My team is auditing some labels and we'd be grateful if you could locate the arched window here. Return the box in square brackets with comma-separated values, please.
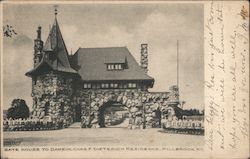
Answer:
[60, 103, 64, 116]
[45, 102, 49, 116]
[34, 98, 37, 106]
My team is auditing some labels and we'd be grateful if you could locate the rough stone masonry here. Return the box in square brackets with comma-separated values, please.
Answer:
[25, 11, 180, 129]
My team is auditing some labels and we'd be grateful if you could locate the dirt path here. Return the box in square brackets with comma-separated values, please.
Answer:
[4, 127, 204, 147]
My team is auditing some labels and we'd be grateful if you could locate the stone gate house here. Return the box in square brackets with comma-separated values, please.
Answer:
[25, 13, 180, 129]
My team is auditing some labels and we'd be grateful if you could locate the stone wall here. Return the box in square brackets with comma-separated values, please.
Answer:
[30, 71, 180, 130]
[140, 44, 148, 73]
[31, 72, 74, 128]
[73, 88, 177, 129]
[142, 92, 169, 128]
[73, 89, 144, 129]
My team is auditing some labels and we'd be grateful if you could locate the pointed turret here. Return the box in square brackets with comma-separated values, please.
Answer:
[43, 10, 72, 70]
[26, 9, 77, 77]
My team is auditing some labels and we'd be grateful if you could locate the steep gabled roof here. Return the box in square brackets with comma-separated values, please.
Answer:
[71, 47, 154, 81]
[26, 17, 77, 77]
[104, 55, 126, 64]
[26, 16, 153, 83]
[25, 55, 77, 77]
[43, 18, 72, 69]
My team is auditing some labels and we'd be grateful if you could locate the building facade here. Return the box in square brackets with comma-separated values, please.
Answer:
[26, 13, 179, 129]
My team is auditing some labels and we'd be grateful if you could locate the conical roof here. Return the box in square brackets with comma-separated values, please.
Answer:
[44, 18, 72, 69]
[26, 17, 77, 77]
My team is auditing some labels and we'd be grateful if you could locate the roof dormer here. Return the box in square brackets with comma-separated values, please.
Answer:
[104, 55, 128, 71]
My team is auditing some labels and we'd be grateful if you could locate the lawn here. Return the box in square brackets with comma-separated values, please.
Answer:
[3, 127, 204, 147]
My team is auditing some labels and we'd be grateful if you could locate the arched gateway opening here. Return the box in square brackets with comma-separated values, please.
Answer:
[81, 91, 170, 129]
[74, 104, 82, 122]
[98, 101, 129, 128]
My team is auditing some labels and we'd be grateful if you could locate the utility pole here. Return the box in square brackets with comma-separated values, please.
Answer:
[177, 40, 181, 108]
[142, 92, 146, 129]
[177, 40, 179, 88]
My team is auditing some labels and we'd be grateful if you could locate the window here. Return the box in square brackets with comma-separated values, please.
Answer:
[101, 83, 105, 88]
[110, 64, 114, 70]
[128, 83, 132, 88]
[123, 83, 128, 88]
[88, 83, 91, 88]
[96, 83, 101, 89]
[101, 83, 109, 89]
[118, 64, 122, 69]
[128, 83, 137, 88]
[105, 83, 109, 88]
[45, 102, 49, 116]
[118, 83, 123, 88]
[83, 83, 88, 89]
[115, 64, 119, 70]
[114, 83, 118, 88]
[132, 83, 136, 88]
[60, 103, 64, 116]
[98, 83, 128, 89]
[107, 63, 124, 70]
[109, 83, 118, 88]
[107, 64, 111, 70]
[83, 83, 91, 89]
[110, 83, 114, 88]
[92, 83, 101, 89]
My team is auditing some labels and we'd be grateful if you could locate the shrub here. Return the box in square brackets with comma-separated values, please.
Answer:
[7, 99, 30, 119]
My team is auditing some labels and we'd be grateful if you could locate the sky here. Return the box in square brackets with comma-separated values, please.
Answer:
[2, 3, 204, 110]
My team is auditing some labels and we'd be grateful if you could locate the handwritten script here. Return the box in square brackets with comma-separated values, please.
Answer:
[205, 1, 249, 156]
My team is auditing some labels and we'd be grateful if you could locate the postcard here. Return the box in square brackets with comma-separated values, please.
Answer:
[1, 1, 249, 158]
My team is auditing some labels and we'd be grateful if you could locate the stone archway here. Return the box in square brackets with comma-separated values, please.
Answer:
[74, 104, 81, 122]
[98, 101, 128, 128]
[78, 87, 178, 129]
[81, 90, 144, 129]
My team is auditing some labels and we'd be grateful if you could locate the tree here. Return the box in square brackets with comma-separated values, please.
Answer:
[7, 99, 30, 119]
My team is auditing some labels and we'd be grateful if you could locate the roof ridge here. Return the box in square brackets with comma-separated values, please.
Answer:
[79, 46, 127, 49]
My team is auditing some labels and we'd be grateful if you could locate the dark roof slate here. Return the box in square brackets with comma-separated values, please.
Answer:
[26, 56, 77, 77]
[26, 18, 77, 76]
[43, 18, 72, 69]
[26, 17, 153, 83]
[71, 47, 154, 81]
[104, 55, 126, 64]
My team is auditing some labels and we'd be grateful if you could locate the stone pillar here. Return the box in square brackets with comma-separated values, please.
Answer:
[81, 91, 91, 128]
[140, 44, 148, 73]
[168, 85, 179, 106]
[34, 26, 43, 67]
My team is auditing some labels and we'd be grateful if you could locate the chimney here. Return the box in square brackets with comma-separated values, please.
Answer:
[140, 43, 148, 73]
[34, 26, 44, 67]
[37, 26, 42, 39]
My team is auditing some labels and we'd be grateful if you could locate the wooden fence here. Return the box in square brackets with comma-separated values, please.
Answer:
[162, 119, 204, 135]
[3, 118, 65, 131]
